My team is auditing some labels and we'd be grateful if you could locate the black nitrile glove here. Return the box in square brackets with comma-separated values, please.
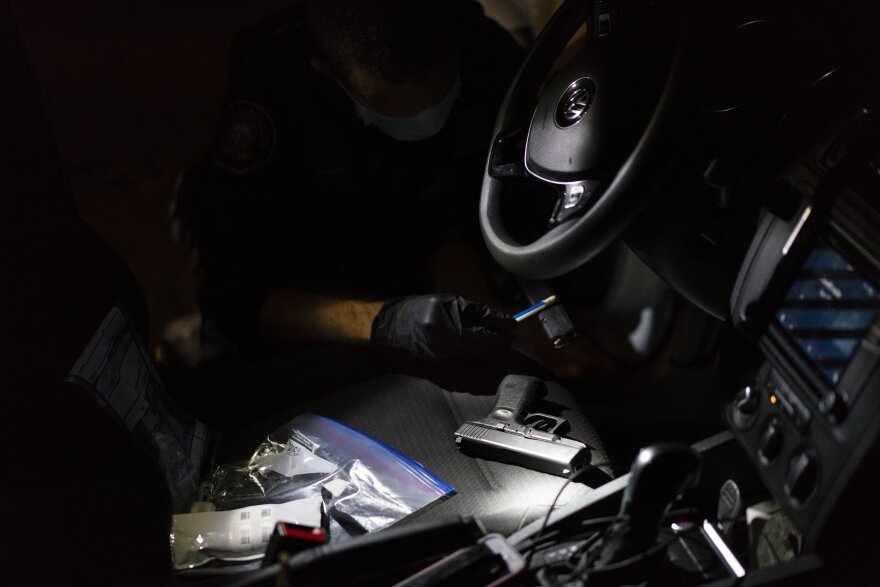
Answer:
[371, 294, 516, 360]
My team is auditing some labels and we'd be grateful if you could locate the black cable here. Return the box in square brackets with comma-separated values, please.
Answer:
[529, 506, 708, 587]
[566, 530, 604, 562]
[548, 533, 682, 587]
[525, 466, 595, 567]
[556, 531, 604, 583]
[524, 508, 699, 555]
[520, 515, 618, 552]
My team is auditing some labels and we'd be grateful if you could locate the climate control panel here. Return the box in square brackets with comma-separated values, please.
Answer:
[728, 353, 880, 546]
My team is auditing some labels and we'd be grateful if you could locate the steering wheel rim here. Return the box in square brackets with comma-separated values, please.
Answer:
[480, 0, 690, 280]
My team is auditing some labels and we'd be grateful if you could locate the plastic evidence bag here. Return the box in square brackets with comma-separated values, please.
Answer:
[175, 413, 453, 568]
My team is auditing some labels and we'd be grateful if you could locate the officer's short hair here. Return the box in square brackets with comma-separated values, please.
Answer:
[306, 0, 454, 84]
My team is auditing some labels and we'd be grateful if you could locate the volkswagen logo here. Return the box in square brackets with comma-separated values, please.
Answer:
[555, 78, 595, 128]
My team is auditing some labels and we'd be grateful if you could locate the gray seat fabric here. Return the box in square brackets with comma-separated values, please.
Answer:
[179, 346, 614, 534]
[290, 374, 613, 534]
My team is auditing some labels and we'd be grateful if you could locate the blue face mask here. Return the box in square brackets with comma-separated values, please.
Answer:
[355, 77, 462, 142]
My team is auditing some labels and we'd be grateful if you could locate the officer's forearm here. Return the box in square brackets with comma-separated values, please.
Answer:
[259, 289, 384, 345]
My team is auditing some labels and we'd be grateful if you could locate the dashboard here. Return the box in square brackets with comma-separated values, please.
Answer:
[513, 102, 880, 586]
[729, 108, 880, 551]
[484, 2, 880, 579]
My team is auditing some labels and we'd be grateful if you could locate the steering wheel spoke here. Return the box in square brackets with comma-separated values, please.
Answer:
[488, 128, 530, 181]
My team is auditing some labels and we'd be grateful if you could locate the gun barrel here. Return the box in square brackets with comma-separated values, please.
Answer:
[455, 422, 589, 477]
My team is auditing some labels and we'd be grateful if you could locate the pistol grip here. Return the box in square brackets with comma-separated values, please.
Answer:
[491, 375, 547, 424]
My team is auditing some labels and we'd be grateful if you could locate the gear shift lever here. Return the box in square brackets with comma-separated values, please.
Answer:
[595, 442, 700, 567]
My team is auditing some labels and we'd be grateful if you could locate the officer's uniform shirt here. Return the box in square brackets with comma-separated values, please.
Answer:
[187, 0, 523, 346]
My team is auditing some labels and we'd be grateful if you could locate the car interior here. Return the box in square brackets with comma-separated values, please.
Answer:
[2, 0, 879, 585]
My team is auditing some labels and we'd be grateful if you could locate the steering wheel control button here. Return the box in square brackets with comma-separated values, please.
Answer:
[551, 181, 599, 225]
[555, 78, 595, 128]
[785, 452, 818, 507]
[732, 386, 760, 430]
[758, 418, 784, 465]
[564, 184, 585, 208]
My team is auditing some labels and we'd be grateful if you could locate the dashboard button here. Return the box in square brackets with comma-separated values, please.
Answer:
[818, 391, 847, 424]
[766, 373, 811, 433]
[785, 452, 818, 507]
[759, 418, 784, 464]
[785, 390, 811, 432]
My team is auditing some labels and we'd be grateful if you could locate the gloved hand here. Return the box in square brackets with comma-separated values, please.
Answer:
[371, 294, 516, 360]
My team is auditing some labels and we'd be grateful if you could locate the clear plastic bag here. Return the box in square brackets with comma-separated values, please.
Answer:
[172, 413, 453, 569]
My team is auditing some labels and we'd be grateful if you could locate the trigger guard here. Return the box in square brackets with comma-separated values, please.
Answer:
[523, 412, 570, 435]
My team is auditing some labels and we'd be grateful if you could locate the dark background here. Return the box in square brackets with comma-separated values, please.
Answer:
[12, 0, 296, 342]
[10, 0, 545, 350]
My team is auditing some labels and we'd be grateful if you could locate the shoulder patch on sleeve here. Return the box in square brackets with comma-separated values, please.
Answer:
[213, 100, 277, 174]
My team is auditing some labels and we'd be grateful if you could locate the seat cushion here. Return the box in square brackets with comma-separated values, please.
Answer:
[289, 374, 613, 534]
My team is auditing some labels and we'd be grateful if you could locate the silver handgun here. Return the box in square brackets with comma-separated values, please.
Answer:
[454, 375, 591, 477]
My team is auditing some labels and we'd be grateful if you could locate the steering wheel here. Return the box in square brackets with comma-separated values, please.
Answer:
[480, 0, 689, 280]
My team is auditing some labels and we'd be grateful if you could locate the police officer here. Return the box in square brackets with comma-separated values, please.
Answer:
[178, 0, 525, 362]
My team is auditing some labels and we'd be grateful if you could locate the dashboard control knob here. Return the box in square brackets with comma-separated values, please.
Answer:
[758, 418, 784, 464]
[732, 385, 760, 429]
[785, 451, 818, 507]
[818, 391, 847, 423]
